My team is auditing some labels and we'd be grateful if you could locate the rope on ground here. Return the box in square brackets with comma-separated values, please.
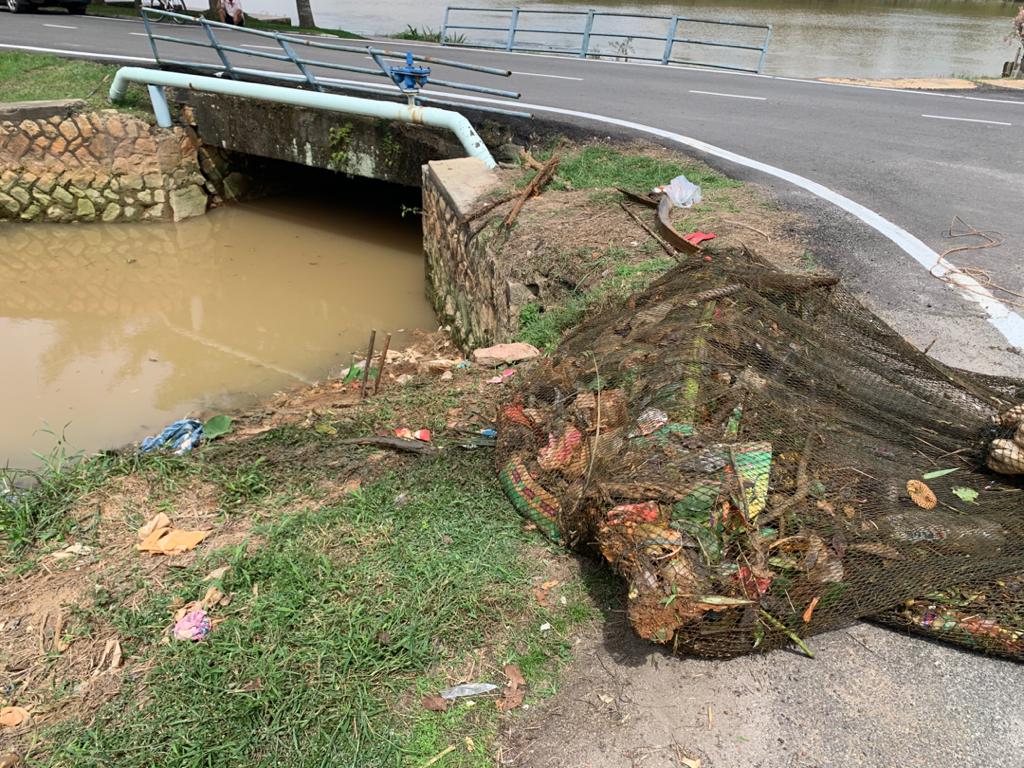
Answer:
[930, 216, 1024, 309]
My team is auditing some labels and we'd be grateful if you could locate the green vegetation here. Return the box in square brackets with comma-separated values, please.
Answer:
[328, 123, 354, 169]
[37, 449, 596, 767]
[394, 25, 467, 44]
[0, 51, 148, 113]
[518, 245, 676, 351]
[537, 145, 741, 192]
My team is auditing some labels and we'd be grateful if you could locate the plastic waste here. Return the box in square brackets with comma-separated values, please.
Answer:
[653, 174, 702, 209]
[439, 682, 499, 700]
[173, 609, 212, 641]
[140, 419, 203, 455]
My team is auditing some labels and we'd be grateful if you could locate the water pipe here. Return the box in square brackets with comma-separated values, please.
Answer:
[109, 66, 497, 169]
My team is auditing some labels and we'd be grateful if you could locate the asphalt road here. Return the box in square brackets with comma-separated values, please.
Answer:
[2, 12, 1023, 373]
[3, 11, 1024, 378]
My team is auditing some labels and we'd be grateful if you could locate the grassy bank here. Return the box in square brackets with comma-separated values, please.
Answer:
[0, 51, 149, 113]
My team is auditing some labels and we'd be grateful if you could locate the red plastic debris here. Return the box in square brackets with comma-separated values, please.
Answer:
[683, 231, 717, 246]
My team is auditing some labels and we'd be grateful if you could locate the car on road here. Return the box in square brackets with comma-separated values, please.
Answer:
[4, 0, 89, 13]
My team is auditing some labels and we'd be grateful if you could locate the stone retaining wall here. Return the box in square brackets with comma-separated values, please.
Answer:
[0, 106, 210, 223]
[422, 157, 537, 350]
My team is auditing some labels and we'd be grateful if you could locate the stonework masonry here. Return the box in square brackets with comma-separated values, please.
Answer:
[0, 103, 211, 223]
[422, 158, 539, 350]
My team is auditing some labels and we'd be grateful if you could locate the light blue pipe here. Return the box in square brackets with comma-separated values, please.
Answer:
[109, 66, 496, 169]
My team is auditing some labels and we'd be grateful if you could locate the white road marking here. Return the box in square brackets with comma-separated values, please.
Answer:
[129, 32, 149, 37]
[512, 71, 582, 81]
[0, 42, 154, 63]
[43, 24, 77, 30]
[689, 89, 766, 101]
[241, 44, 284, 50]
[921, 113, 1012, 126]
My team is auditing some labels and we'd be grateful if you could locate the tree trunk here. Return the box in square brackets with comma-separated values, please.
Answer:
[295, 0, 315, 28]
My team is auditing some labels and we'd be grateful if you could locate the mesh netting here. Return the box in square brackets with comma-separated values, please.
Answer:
[497, 251, 1024, 658]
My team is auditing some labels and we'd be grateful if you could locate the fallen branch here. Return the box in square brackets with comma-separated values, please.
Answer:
[619, 201, 682, 263]
[465, 191, 518, 222]
[502, 155, 559, 229]
[340, 437, 438, 455]
[721, 219, 771, 241]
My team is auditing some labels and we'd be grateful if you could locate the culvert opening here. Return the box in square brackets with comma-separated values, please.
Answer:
[0, 156, 435, 468]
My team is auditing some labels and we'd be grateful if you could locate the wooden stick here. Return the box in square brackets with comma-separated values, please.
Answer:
[360, 329, 376, 400]
[419, 745, 456, 768]
[618, 201, 682, 263]
[373, 332, 392, 395]
[502, 155, 559, 229]
[341, 436, 438, 455]
[465, 191, 518, 222]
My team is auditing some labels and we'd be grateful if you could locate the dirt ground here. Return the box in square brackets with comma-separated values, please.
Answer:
[500, 584, 1024, 768]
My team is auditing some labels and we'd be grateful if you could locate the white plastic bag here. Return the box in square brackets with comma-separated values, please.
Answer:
[653, 174, 702, 209]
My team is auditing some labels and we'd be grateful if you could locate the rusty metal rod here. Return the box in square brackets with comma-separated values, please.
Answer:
[360, 329, 376, 400]
[373, 332, 392, 395]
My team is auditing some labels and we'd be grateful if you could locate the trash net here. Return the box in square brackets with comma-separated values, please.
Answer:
[497, 251, 1024, 659]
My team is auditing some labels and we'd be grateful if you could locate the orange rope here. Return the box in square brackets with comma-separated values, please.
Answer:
[930, 216, 1024, 309]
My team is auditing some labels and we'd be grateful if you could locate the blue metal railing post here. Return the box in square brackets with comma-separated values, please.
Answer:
[275, 33, 323, 92]
[579, 9, 595, 58]
[756, 25, 772, 74]
[200, 18, 236, 79]
[140, 11, 162, 65]
[506, 7, 520, 51]
[441, 6, 451, 45]
[661, 16, 678, 65]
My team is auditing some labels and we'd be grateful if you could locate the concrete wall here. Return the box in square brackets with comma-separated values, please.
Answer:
[0, 101, 210, 223]
[422, 158, 538, 349]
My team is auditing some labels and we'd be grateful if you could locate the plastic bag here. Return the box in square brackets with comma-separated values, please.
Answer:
[653, 174, 702, 208]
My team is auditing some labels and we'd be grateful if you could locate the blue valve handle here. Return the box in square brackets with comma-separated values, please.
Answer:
[390, 52, 431, 91]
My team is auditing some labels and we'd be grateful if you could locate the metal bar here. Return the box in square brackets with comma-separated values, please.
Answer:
[667, 59, 758, 73]
[661, 16, 678, 65]
[588, 33, 676, 42]
[580, 10, 595, 58]
[442, 24, 513, 32]
[276, 34, 322, 92]
[441, 5, 450, 45]
[140, 12, 162, 65]
[506, 7, 519, 51]
[110, 67, 499, 168]
[671, 38, 765, 51]
[757, 25, 772, 74]
[199, 18, 235, 79]
[513, 27, 586, 35]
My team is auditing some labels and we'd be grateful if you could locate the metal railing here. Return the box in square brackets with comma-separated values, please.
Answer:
[137, 9, 530, 117]
[441, 6, 772, 74]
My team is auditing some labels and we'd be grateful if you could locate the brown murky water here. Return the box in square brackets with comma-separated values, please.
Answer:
[0, 196, 435, 469]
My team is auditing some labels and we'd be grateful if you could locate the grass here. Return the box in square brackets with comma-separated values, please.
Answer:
[536, 145, 741, 192]
[393, 26, 467, 44]
[517, 245, 676, 351]
[35, 449, 598, 767]
[0, 51, 149, 113]
[84, 3, 361, 38]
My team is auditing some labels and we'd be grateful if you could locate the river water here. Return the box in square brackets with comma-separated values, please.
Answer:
[0, 194, 434, 469]
[236, 0, 1019, 78]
